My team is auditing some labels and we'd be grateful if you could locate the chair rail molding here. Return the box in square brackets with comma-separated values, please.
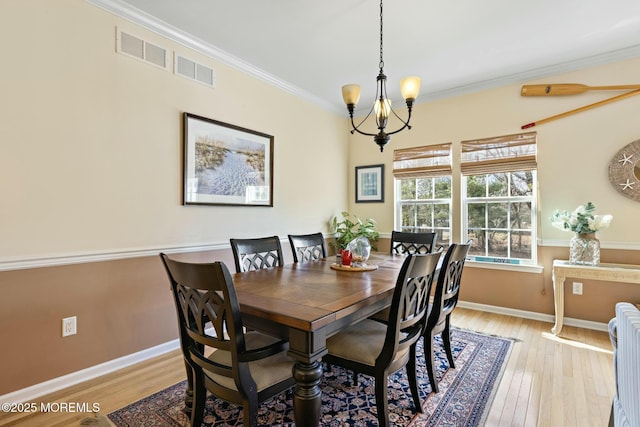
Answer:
[0, 243, 229, 271]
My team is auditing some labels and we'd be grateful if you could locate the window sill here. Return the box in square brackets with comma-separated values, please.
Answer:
[465, 260, 543, 274]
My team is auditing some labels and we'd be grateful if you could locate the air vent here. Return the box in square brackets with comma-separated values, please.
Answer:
[175, 54, 215, 87]
[116, 27, 167, 70]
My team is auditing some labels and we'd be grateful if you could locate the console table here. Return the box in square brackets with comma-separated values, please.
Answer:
[552, 260, 640, 335]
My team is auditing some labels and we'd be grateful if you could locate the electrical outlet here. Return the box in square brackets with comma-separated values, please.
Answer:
[62, 316, 77, 337]
[572, 282, 583, 295]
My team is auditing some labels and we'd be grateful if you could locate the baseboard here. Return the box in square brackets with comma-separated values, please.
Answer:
[2, 303, 608, 404]
[0, 339, 180, 404]
[457, 300, 609, 332]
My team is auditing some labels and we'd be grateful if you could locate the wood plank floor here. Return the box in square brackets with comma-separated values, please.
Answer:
[0, 307, 615, 426]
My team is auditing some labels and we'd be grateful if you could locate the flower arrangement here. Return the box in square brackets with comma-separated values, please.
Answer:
[550, 202, 613, 235]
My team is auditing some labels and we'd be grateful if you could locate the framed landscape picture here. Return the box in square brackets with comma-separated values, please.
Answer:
[355, 164, 384, 203]
[183, 113, 274, 206]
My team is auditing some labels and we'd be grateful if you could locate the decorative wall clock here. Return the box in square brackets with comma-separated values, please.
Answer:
[608, 139, 640, 202]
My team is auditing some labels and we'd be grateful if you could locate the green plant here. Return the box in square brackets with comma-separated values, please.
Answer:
[330, 211, 379, 251]
[550, 202, 612, 234]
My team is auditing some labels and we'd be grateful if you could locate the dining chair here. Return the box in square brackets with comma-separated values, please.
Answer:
[423, 242, 470, 393]
[390, 230, 438, 254]
[323, 252, 441, 427]
[229, 235, 284, 273]
[159, 253, 295, 427]
[287, 232, 328, 263]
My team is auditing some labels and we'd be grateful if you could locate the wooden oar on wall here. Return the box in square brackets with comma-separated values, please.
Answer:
[521, 83, 640, 96]
[520, 85, 640, 129]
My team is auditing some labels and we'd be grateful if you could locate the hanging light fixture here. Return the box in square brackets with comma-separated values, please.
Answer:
[342, 0, 421, 152]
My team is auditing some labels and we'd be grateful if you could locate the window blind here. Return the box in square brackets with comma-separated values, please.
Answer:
[392, 143, 452, 178]
[460, 132, 536, 175]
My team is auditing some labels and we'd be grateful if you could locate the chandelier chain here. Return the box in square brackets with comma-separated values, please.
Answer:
[341, 0, 418, 152]
[379, 0, 384, 71]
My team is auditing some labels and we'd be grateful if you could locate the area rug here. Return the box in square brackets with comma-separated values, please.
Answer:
[108, 329, 512, 426]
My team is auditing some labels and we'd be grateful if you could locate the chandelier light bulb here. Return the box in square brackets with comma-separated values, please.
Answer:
[374, 98, 392, 124]
[400, 77, 421, 101]
[342, 84, 361, 106]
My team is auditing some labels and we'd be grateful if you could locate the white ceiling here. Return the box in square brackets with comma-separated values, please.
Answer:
[90, 0, 640, 114]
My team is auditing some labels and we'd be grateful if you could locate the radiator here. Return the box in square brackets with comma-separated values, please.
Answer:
[611, 302, 640, 427]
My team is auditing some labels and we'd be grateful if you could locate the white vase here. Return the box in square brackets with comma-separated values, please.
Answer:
[569, 233, 600, 265]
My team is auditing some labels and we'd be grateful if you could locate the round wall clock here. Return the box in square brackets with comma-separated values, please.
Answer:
[608, 139, 640, 202]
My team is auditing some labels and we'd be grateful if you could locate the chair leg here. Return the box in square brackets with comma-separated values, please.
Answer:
[407, 345, 423, 413]
[182, 358, 194, 415]
[190, 369, 206, 427]
[351, 370, 360, 386]
[375, 374, 390, 427]
[442, 317, 455, 369]
[242, 396, 259, 427]
[424, 333, 439, 393]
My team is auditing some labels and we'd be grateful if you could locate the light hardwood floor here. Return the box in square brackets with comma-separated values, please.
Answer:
[0, 307, 615, 427]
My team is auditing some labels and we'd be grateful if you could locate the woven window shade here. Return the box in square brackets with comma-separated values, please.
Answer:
[460, 132, 537, 175]
[393, 143, 452, 178]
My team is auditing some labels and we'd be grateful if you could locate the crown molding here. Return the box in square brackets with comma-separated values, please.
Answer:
[84, 0, 340, 114]
[85, 1, 640, 114]
[420, 44, 640, 103]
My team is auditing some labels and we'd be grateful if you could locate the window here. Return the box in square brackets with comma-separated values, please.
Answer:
[393, 132, 538, 267]
[461, 132, 537, 265]
[393, 143, 452, 248]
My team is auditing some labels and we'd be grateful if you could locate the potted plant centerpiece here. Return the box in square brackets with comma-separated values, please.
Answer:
[330, 212, 379, 266]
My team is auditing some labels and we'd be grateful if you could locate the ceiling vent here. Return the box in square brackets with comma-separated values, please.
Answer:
[175, 54, 216, 88]
[116, 27, 167, 70]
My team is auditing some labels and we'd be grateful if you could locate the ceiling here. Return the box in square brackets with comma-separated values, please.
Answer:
[91, 0, 640, 114]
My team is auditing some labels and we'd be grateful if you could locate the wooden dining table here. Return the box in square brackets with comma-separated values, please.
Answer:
[232, 252, 410, 427]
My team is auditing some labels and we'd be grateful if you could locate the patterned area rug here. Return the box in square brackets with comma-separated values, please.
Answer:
[108, 329, 512, 426]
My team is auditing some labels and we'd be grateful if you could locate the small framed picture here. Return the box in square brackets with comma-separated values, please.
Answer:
[355, 164, 384, 203]
[183, 113, 274, 206]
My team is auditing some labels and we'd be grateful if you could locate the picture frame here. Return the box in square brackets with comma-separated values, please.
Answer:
[355, 164, 384, 203]
[183, 113, 274, 206]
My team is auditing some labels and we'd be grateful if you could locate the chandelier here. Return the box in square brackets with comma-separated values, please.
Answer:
[341, 0, 421, 152]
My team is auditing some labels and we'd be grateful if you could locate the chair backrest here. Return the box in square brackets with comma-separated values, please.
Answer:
[426, 243, 470, 333]
[159, 254, 252, 393]
[288, 232, 328, 263]
[379, 252, 441, 366]
[390, 231, 438, 254]
[229, 236, 284, 273]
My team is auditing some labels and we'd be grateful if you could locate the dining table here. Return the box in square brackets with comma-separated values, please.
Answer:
[231, 252, 412, 427]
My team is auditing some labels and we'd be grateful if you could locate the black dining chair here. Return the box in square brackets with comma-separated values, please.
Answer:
[159, 253, 296, 427]
[423, 242, 470, 393]
[390, 231, 438, 254]
[323, 252, 441, 427]
[229, 236, 284, 273]
[287, 232, 328, 263]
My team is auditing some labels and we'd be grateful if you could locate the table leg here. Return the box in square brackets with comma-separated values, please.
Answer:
[552, 271, 566, 335]
[291, 360, 323, 426]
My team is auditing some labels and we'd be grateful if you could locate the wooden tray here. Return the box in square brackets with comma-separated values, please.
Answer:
[330, 263, 378, 272]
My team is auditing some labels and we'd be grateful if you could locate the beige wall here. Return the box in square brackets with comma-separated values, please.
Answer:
[347, 58, 640, 332]
[0, 0, 348, 260]
[0, 0, 347, 395]
[2, 0, 640, 397]
[347, 58, 640, 244]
